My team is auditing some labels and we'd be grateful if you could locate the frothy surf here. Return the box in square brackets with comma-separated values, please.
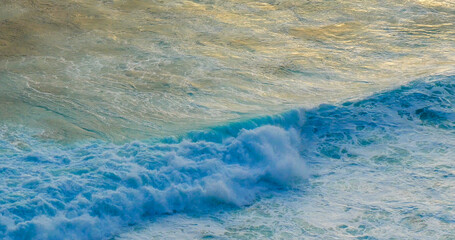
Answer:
[1, 75, 453, 239]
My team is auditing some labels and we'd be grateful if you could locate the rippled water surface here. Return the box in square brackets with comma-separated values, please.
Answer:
[1, 0, 454, 142]
[0, 0, 454, 239]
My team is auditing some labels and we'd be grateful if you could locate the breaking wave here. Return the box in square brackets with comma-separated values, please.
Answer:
[0, 75, 453, 239]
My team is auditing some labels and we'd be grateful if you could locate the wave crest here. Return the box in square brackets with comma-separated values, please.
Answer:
[1, 75, 454, 239]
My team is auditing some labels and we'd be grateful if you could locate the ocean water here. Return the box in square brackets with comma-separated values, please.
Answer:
[0, 0, 454, 239]
[117, 77, 455, 239]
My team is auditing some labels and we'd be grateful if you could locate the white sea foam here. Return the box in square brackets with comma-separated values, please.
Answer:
[0, 121, 308, 239]
[118, 76, 455, 239]
[1, 76, 454, 239]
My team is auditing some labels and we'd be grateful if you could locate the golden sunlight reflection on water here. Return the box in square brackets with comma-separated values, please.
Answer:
[0, 0, 454, 142]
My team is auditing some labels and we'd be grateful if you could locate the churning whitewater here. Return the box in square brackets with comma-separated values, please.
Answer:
[1, 0, 455, 239]
[1, 76, 454, 239]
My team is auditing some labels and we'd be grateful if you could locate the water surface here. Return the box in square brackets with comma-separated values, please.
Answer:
[1, 0, 454, 142]
[0, 0, 454, 239]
